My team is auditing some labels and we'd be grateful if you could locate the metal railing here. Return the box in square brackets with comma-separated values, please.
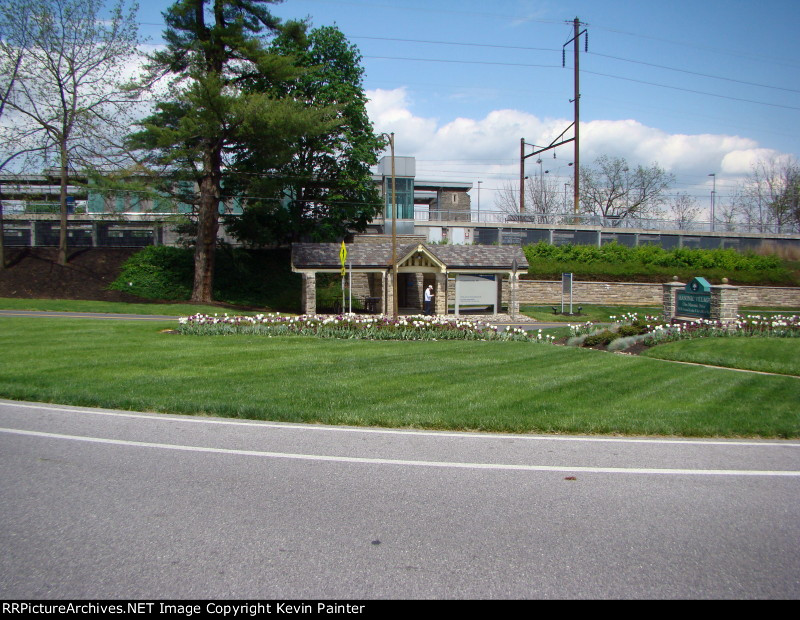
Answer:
[412, 208, 800, 235]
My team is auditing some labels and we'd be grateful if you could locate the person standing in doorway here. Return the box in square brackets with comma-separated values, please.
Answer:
[424, 285, 434, 315]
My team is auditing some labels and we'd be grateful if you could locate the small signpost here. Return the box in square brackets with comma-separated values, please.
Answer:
[676, 277, 711, 319]
[561, 272, 573, 314]
[339, 241, 347, 313]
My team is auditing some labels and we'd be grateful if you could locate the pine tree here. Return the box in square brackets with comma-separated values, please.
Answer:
[226, 25, 385, 245]
[129, 0, 333, 302]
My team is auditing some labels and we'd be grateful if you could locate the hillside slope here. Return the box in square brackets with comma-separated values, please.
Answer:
[0, 248, 150, 302]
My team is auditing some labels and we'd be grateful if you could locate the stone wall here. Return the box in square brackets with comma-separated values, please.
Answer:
[515, 279, 800, 308]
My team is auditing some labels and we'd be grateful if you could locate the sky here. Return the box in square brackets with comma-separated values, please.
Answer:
[132, 0, 800, 216]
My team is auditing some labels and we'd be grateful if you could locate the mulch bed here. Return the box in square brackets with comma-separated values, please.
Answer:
[0, 247, 149, 302]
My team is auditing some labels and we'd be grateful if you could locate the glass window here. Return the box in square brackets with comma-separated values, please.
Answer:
[385, 177, 414, 219]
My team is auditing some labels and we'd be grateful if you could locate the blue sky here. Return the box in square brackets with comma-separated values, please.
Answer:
[134, 0, 800, 214]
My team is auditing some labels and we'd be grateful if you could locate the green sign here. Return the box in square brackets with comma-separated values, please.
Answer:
[676, 277, 711, 318]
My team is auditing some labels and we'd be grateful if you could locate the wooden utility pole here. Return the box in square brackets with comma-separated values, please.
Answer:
[390, 132, 398, 319]
[572, 17, 581, 215]
[563, 17, 587, 216]
[519, 18, 586, 217]
[520, 138, 526, 213]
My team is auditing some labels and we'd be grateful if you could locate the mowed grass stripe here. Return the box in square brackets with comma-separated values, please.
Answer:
[0, 317, 797, 437]
[643, 338, 800, 377]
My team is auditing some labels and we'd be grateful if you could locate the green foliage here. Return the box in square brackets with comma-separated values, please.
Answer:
[581, 330, 618, 347]
[127, 1, 335, 300]
[617, 324, 650, 337]
[522, 241, 795, 285]
[109, 246, 301, 310]
[109, 246, 193, 300]
[226, 24, 385, 245]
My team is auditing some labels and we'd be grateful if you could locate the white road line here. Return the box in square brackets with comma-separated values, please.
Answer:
[1, 400, 798, 448]
[2, 427, 799, 477]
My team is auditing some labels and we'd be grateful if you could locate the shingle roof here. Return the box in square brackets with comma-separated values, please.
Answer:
[292, 242, 528, 271]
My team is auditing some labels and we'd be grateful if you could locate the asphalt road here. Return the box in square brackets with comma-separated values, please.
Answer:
[1, 399, 798, 599]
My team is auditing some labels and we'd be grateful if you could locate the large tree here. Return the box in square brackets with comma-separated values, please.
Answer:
[226, 24, 385, 245]
[579, 155, 674, 226]
[746, 156, 800, 233]
[0, 0, 142, 265]
[495, 172, 567, 222]
[668, 192, 700, 230]
[129, 0, 335, 302]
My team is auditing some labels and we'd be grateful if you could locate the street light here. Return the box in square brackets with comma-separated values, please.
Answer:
[708, 173, 716, 232]
[380, 132, 398, 319]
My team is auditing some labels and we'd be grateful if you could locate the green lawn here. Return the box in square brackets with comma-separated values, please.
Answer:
[643, 338, 800, 377]
[520, 304, 661, 323]
[1, 316, 797, 438]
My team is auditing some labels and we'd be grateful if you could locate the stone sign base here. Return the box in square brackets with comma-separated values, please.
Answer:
[663, 277, 739, 324]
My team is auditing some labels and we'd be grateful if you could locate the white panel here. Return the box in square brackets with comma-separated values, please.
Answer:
[428, 227, 442, 243]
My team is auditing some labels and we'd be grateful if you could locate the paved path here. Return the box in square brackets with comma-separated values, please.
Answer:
[1, 399, 798, 599]
[0, 309, 177, 321]
[0, 309, 567, 330]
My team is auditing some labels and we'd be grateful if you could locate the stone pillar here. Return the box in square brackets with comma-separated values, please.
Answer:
[301, 273, 316, 316]
[662, 278, 685, 321]
[385, 270, 395, 316]
[711, 280, 739, 324]
[406, 272, 424, 311]
[435, 272, 447, 315]
[509, 272, 520, 318]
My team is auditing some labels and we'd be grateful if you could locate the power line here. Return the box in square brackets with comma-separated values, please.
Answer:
[590, 22, 800, 71]
[589, 52, 800, 94]
[580, 69, 800, 111]
[365, 55, 559, 69]
[356, 35, 799, 95]
[352, 35, 558, 53]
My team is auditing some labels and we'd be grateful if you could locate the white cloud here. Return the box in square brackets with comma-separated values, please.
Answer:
[366, 87, 793, 210]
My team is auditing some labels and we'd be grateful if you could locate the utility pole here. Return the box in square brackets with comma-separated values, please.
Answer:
[520, 138, 526, 213]
[708, 172, 716, 232]
[519, 18, 586, 217]
[390, 133, 398, 319]
[563, 17, 587, 216]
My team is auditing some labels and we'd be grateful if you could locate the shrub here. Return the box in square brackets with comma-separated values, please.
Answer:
[523, 241, 796, 285]
[109, 246, 193, 300]
[110, 246, 301, 310]
[582, 330, 618, 347]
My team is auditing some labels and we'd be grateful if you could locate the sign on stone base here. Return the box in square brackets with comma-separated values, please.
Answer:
[676, 277, 711, 319]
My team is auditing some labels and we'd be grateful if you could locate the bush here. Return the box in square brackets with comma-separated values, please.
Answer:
[582, 330, 618, 347]
[109, 246, 301, 310]
[522, 241, 796, 285]
[109, 246, 193, 300]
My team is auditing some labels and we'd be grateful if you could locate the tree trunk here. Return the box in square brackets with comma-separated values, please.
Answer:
[57, 147, 69, 266]
[191, 145, 222, 303]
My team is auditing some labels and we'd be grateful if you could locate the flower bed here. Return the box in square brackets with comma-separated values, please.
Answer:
[566, 312, 800, 352]
[642, 314, 800, 346]
[177, 313, 556, 343]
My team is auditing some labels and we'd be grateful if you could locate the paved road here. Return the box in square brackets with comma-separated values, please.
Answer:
[1, 399, 798, 599]
[0, 309, 566, 330]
